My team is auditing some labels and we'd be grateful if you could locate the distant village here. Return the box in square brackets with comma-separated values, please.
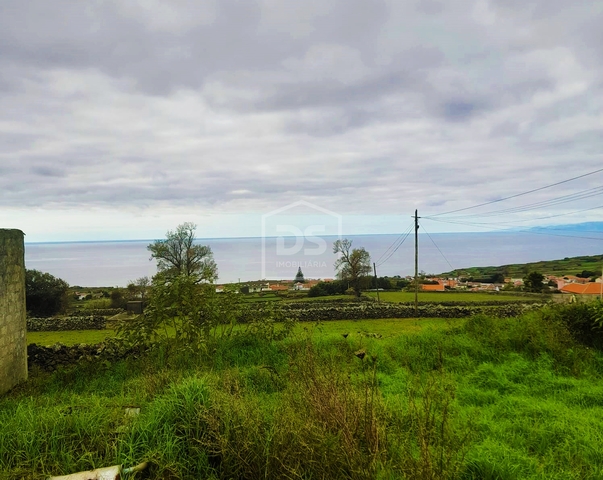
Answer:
[214, 273, 603, 296]
[72, 271, 603, 303]
[214, 278, 332, 294]
[415, 274, 603, 295]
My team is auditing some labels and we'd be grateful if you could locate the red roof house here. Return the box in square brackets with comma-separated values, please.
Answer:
[560, 283, 603, 295]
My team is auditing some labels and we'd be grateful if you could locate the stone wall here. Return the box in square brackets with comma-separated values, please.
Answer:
[27, 339, 144, 371]
[246, 302, 545, 322]
[27, 315, 107, 332]
[69, 308, 124, 317]
[0, 229, 27, 395]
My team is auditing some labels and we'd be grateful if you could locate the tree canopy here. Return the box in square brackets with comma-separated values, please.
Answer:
[25, 269, 69, 317]
[333, 239, 372, 297]
[523, 271, 545, 293]
[148, 222, 217, 283]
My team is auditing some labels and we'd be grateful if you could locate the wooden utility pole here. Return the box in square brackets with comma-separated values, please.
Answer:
[414, 209, 419, 316]
[373, 262, 380, 303]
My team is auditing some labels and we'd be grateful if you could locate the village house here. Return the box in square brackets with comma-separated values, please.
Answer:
[420, 278, 458, 292]
[247, 283, 268, 293]
[293, 279, 322, 291]
[560, 281, 603, 296]
[269, 284, 289, 292]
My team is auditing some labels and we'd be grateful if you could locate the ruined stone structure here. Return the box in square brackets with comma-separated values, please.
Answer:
[0, 229, 27, 395]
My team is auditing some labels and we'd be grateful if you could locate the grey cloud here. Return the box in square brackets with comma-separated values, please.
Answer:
[30, 165, 66, 177]
[442, 101, 478, 121]
[0, 0, 601, 226]
[0, 0, 389, 94]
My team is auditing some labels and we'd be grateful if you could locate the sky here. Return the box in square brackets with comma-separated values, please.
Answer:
[0, 0, 602, 242]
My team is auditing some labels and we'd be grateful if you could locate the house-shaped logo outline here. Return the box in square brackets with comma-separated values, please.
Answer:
[260, 200, 343, 279]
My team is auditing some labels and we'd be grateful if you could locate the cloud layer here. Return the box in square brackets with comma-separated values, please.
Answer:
[1, 0, 601, 240]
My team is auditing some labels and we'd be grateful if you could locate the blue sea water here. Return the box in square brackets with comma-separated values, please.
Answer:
[25, 232, 603, 287]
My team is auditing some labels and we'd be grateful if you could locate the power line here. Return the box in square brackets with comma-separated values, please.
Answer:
[374, 224, 413, 265]
[423, 216, 603, 242]
[429, 186, 603, 220]
[376, 229, 413, 267]
[479, 204, 603, 224]
[419, 222, 455, 271]
[429, 167, 603, 217]
[425, 204, 603, 226]
[376, 224, 414, 267]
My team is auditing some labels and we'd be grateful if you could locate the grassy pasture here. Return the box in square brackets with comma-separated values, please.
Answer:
[366, 290, 539, 303]
[7, 307, 603, 479]
[27, 318, 455, 346]
[27, 329, 116, 346]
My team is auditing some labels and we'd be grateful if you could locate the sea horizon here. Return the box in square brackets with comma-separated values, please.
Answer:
[23, 230, 603, 288]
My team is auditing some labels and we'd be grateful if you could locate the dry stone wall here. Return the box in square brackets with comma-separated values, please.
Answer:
[0, 229, 27, 395]
[27, 315, 107, 332]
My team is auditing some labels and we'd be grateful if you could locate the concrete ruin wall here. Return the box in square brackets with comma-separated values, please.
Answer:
[0, 229, 27, 395]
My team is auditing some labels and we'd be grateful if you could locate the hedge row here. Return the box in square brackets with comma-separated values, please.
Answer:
[27, 316, 107, 332]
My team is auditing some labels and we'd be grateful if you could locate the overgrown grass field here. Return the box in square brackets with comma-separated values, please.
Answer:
[26, 318, 456, 346]
[6, 306, 603, 479]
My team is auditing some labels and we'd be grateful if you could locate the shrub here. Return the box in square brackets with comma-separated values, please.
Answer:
[307, 284, 328, 297]
[549, 301, 603, 349]
[25, 269, 70, 317]
[110, 289, 127, 309]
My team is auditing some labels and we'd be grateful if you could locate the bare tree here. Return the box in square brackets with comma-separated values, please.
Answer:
[148, 222, 218, 283]
[127, 276, 151, 301]
[333, 239, 372, 297]
[135, 276, 151, 301]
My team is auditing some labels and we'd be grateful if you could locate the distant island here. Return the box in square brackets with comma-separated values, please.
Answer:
[528, 221, 603, 233]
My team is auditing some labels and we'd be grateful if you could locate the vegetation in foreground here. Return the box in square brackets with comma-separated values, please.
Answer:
[5, 304, 603, 479]
[15, 224, 603, 478]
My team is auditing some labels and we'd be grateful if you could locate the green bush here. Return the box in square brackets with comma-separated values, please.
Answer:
[307, 284, 328, 297]
[547, 301, 603, 349]
[25, 269, 70, 317]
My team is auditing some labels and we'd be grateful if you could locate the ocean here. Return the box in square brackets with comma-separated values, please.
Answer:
[24, 231, 603, 287]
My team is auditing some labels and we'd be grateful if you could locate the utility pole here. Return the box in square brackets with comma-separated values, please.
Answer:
[414, 209, 420, 316]
[373, 262, 380, 303]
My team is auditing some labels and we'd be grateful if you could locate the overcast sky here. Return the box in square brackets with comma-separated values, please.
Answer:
[1, 0, 601, 242]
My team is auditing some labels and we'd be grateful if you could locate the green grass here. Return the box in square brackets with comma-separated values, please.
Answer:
[299, 317, 460, 338]
[26, 319, 452, 346]
[28, 329, 116, 346]
[288, 294, 350, 302]
[7, 308, 603, 479]
[366, 291, 539, 303]
[239, 293, 284, 302]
